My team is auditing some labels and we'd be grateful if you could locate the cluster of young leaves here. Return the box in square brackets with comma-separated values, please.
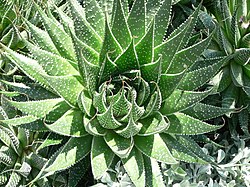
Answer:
[0, 0, 244, 186]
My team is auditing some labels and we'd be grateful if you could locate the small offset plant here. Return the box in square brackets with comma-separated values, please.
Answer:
[0, 101, 68, 186]
[0, 0, 235, 186]
[198, 0, 250, 135]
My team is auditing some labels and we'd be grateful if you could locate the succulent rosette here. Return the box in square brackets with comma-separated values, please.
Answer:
[0, 0, 234, 185]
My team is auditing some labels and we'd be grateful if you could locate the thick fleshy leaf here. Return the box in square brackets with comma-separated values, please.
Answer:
[178, 57, 227, 90]
[83, 115, 106, 136]
[183, 103, 236, 120]
[112, 88, 131, 117]
[0, 116, 48, 132]
[43, 75, 83, 107]
[115, 40, 139, 73]
[44, 136, 92, 174]
[143, 156, 165, 186]
[6, 98, 65, 118]
[230, 61, 243, 87]
[68, 157, 90, 187]
[166, 4, 201, 49]
[143, 86, 162, 118]
[138, 112, 169, 136]
[91, 136, 115, 179]
[165, 113, 223, 135]
[97, 105, 123, 129]
[98, 55, 118, 83]
[136, 20, 155, 65]
[99, 18, 122, 64]
[25, 41, 78, 76]
[0, 80, 57, 100]
[25, 21, 59, 55]
[161, 88, 213, 114]
[154, 18, 192, 72]
[222, 83, 239, 117]
[159, 71, 186, 100]
[115, 114, 143, 138]
[1, 45, 51, 89]
[0, 115, 38, 126]
[68, 0, 102, 52]
[154, 0, 172, 46]
[84, 0, 105, 38]
[134, 134, 177, 164]
[46, 109, 87, 137]
[128, 0, 146, 42]
[35, 3, 76, 61]
[112, 0, 132, 49]
[104, 131, 133, 158]
[160, 134, 208, 164]
[168, 31, 214, 73]
[37, 133, 63, 151]
[140, 56, 161, 83]
[78, 90, 93, 116]
[122, 148, 145, 187]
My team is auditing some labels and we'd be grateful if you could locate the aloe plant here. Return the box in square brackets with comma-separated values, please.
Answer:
[0, 0, 235, 186]
[193, 0, 250, 135]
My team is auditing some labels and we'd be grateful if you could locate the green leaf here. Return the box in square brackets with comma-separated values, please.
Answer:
[0, 80, 57, 100]
[143, 155, 165, 186]
[37, 133, 63, 151]
[167, 3, 201, 49]
[160, 134, 208, 164]
[136, 19, 154, 65]
[222, 83, 239, 117]
[165, 113, 223, 135]
[154, 0, 172, 46]
[140, 56, 161, 83]
[6, 98, 65, 118]
[143, 86, 162, 118]
[91, 136, 115, 179]
[168, 31, 214, 73]
[154, 18, 192, 72]
[99, 18, 122, 64]
[84, 0, 105, 39]
[161, 88, 213, 114]
[97, 105, 123, 129]
[43, 75, 83, 107]
[68, 0, 102, 52]
[138, 112, 169, 136]
[46, 109, 87, 137]
[128, 0, 146, 42]
[98, 55, 118, 83]
[78, 90, 93, 117]
[1, 45, 51, 89]
[183, 103, 236, 120]
[178, 57, 227, 90]
[159, 71, 186, 100]
[104, 131, 133, 158]
[44, 136, 92, 175]
[0, 116, 48, 131]
[112, 0, 132, 49]
[122, 148, 145, 187]
[230, 61, 243, 87]
[134, 134, 177, 164]
[112, 88, 131, 117]
[83, 115, 106, 136]
[114, 40, 139, 73]
[35, 3, 76, 61]
[115, 114, 143, 138]
[68, 157, 90, 187]
[25, 20, 59, 55]
[25, 41, 78, 76]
